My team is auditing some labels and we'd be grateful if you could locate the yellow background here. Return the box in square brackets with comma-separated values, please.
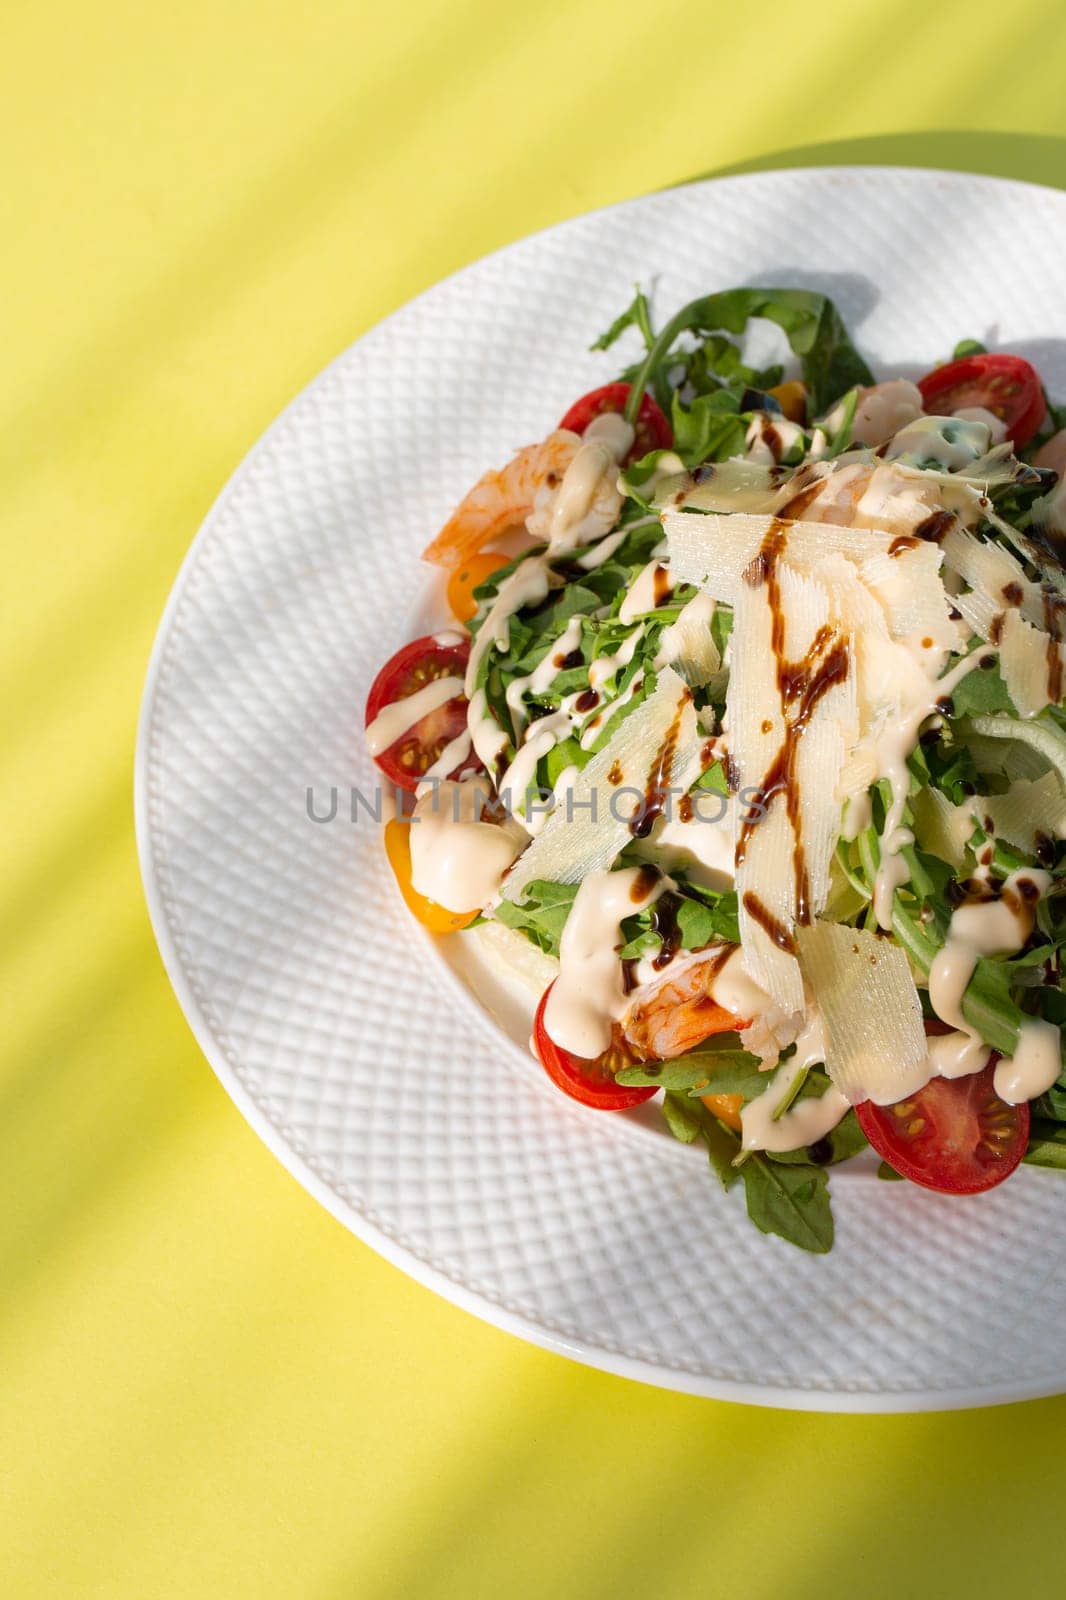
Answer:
[4, 2, 1066, 1594]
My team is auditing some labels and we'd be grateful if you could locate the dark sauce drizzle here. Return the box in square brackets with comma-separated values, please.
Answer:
[913, 509, 956, 544]
[734, 519, 851, 926]
[1042, 585, 1066, 706]
[628, 700, 689, 840]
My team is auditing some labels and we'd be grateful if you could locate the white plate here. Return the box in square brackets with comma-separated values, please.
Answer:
[136, 167, 1066, 1411]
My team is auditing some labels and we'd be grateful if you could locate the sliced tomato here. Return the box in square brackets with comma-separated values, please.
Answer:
[917, 353, 1045, 449]
[364, 635, 479, 793]
[855, 1059, 1029, 1195]
[532, 984, 656, 1111]
[559, 382, 672, 465]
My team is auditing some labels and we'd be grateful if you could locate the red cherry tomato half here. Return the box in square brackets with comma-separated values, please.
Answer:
[364, 635, 479, 793]
[558, 382, 672, 466]
[917, 353, 1046, 450]
[532, 983, 656, 1111]
[855, 1058, 1029, 1196]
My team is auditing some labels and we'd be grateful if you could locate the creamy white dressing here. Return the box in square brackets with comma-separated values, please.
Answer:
[618, 560, 671, 623]
[840, 790, 872, 842]
[929, 868, 1050, 1033]
[870, 645, 996, 928]
[994, 1017, 1063, 1104]
[504, 613, 584, 738]
[467, 686, 510, 770]
[744, 413, 806, 466]
[953, 406, 1008, 444]
[640, 807, 735, 892]
[431, 628, 467, 647]
[740, 1011, 849, 1154]
[572, 524, 628, 569]
[464, 556, 552, 766]
[365, 675, 465, 757]
[423, 727, 473, 780]
[588, 628, 641, 692]
[926, 1028, 991, 1080]
[544, 867, 663, 1057]
[579, 664, 646, 749]
[886, 414, 995, 470]
[525, 762, 579, 838]
[496, 720, 564, 819]
[409, 780, 526, 913]
[544, 412, 633, 552]
[711, 946, 774, 1022]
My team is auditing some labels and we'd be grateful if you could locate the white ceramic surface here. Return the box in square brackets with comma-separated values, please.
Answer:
[136, 168, 1066, 1410]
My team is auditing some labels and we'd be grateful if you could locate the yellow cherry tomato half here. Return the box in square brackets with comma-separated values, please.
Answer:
[383, 816, 478, 933]
[767, 380, 807, 423]
[699, 1091, 744, 1132]
[446, 551, 509, 623]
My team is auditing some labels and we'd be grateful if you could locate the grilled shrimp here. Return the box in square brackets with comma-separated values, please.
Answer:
[421, 431, 581, 569]
[623, 955, 743, 1061]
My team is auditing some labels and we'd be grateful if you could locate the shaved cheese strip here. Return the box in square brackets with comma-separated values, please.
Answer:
[503, 666, 700, 899]
[971, 771, 1066, 853]
[940, 525, 1044, 634]
[859, 544, 961, 657]
[730, 563, 854, 1016]
[470, 918, 559, 998]
[796, 921, 928, 1105]
[654, 590, 719, 685]
[850, 461, 944, 533]
[999, 608, 1065, 718]
[664, 511, 896, 604]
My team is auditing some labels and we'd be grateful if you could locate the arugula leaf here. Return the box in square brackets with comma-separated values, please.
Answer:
[617, 1040, 759, 1093]
[1036, 1067, 1066, 1122]
[622, 286, 874, 423]
[811, 1108, 869, 1166]
[493, 879, 578, 955]
[739, 1153, 834, 1254]
[693, 760, 730, 795]
[711, 605, 734, 657]
[952, 337, 987, 359]
[670, 389, 749, 468]
[877, 1161, 905, 1181]
[591, 288, 655, 354]
[661, 1090, 703, 1144]
[700, 1112, 743, 1190]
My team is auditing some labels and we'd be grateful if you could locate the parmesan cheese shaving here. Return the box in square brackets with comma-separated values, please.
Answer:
[970, 771, 1066, 853]
[663, 511, 896, 604]
[999, 608, 1065, 718]
[729, 563, 854, 1016]
[796, 921, 928, 1105]
[503, 667, 700, 900]
[653, 590, 720, 685]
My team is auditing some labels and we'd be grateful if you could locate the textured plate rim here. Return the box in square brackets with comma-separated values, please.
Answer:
[135, 164, 1066, 1412]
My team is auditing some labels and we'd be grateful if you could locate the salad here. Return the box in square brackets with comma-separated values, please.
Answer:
[363, 285, 1066, 1254]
